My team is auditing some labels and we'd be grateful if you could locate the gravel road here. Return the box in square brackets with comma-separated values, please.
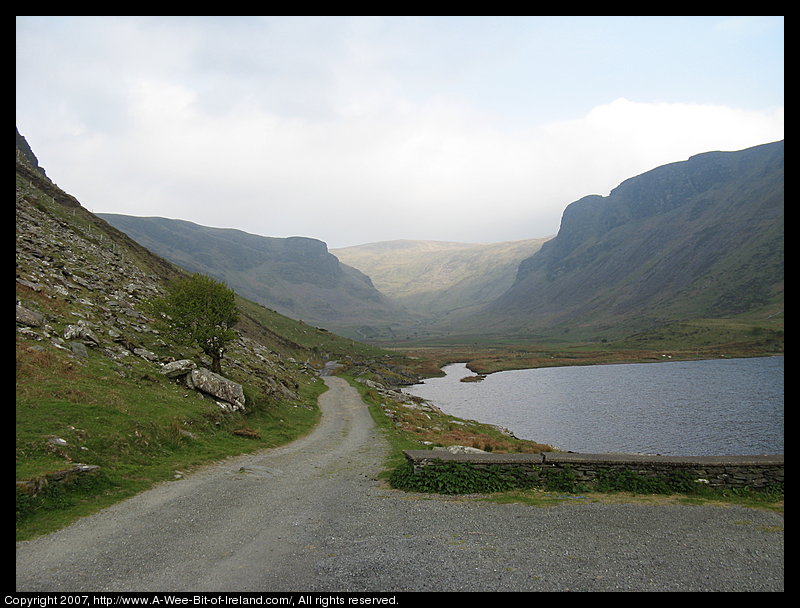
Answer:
[16, 377, 784, 592]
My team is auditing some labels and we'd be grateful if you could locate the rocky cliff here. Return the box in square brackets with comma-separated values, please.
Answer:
[476, 140, 784, 339]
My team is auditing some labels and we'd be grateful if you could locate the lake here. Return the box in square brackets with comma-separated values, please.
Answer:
[403, 356, 784, 456]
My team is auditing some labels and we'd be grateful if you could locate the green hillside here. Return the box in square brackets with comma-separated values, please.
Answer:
[98, 214, 411, 340]
[15, 130, 413, 539]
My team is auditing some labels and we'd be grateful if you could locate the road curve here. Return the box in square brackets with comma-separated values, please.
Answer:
[16, 377, 783, 592]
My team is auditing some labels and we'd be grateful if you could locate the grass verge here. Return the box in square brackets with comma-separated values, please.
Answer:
[337, 369, 783, 515]
[337, 370, 553, 484]
[16, 340, 326, 541]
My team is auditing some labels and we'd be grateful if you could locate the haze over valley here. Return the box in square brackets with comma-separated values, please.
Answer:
[100, 139, 784, 351]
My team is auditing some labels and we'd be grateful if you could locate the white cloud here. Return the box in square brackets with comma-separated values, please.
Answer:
[16, 17, 783, 248]
[530, 97, 784, 200]
[27, 93, 783, 248]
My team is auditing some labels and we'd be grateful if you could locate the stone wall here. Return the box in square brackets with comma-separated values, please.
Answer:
[403, 450, 784, 491]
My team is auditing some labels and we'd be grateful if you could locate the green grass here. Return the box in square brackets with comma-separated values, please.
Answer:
[483, 483, 784, 513]
[16, 340, 326, 541]
[336, 370, 783, 514]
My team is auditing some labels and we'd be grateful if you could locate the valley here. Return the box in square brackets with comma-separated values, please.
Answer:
[331, 237, 551, 319]
[100, 140, 784, 368]
[16, 129, 784, 542]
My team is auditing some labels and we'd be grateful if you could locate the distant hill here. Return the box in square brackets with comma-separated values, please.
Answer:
[98, 214, 410, 339]
[469, 140, 784, 341]
[332, 238, 551, 320]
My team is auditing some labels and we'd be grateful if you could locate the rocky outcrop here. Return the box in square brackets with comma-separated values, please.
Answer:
[160, 359, 198, 378]
[16, 303, 44, 327]
[16, 127, 46, 176]
[158, 359, 245, 412]
[188, 368, 246, 412]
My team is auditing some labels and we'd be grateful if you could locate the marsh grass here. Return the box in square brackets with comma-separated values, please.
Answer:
[394, 316, 783, 377]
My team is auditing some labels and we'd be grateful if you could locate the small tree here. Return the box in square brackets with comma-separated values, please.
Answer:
[153, 273, 239, 374]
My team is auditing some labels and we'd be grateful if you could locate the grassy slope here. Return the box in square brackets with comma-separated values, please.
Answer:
[15, 145, 401, 540]
[16, 340, 327, 540]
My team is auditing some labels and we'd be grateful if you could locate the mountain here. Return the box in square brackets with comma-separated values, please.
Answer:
[97, 214, 411, 340]
[471, 140, 784, 341]
[16, 128, 398, 390]
[332, 238, 551, 320]
[17, 128, 426, 534]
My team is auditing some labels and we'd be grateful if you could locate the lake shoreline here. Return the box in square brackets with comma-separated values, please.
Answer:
[465, 350, 785, 376]
[404, 356, 784, 457]
[395, 342, 784, 380]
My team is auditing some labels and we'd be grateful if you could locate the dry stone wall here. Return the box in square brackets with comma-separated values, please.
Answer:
[403, 450, 784, 491]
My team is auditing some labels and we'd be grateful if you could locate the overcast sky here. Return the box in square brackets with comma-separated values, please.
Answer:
[16, 16, 784, 249]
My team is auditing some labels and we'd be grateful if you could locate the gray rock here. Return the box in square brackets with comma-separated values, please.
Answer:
[16, 278, 41, 292]
[189, 368, 246, 412]
[16, 304, 44, 327]
[160, 359, 197, 378]
[133, 347, 159, 361]
[433, 445, 487, 454]
[69, 341, 90, 359]
[64, 323, 100, 346]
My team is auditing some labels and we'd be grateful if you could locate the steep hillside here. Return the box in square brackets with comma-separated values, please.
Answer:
[332, 238, 551, 320]
[98, 214, 411, 340]
[473, 140, 784, 342]
[16, 129, 415, 535]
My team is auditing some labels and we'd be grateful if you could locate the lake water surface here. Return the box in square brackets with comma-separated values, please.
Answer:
[403, 356, 784, 456]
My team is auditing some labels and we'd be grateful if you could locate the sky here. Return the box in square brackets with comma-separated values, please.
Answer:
[16, 16, 784, 249]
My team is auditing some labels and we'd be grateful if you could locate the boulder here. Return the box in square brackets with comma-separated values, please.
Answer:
[133, 347, 158, 361]
[68, 341, 90, 359]
[188, 368, 246, 412]
[434, 445, 488, 454]
[16, 303, 44, 327]
[160, 359, 198, 378]
[63, 322, 100, 346]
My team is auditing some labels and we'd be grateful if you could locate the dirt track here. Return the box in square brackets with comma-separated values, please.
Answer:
[16, 377, 783, 592]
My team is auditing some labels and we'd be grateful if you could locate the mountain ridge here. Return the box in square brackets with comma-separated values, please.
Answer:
[97, 214, 410, 339]
[472, 140, 784, 340]
[92, 139, 783, 348]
